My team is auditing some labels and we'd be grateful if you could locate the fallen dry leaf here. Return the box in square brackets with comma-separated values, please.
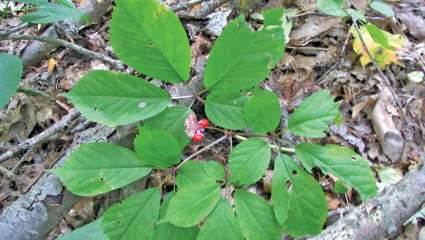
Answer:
[290, 16, 342, 46]
[326, 193, 341, 210]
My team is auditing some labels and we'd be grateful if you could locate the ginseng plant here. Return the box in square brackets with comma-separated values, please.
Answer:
[55, 0, 377, 239]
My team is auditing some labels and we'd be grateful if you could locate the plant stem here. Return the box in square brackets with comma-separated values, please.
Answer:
[1, 34, 124, 69]
[233, 135, 295, 154]
[176, 134, 228, 169]
[17, 87, 55, 101]
[171, 94, 195, 100]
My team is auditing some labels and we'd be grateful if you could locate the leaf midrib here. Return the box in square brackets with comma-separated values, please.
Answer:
[178, 184, 218, 213]
[207, 24, 258, 90]
[239, 197, 270, 238]
[118, 191, 156, 240]
[122, 3, 184, 81]
[291, 102, 335, 127]
[62, 166, 148, 172]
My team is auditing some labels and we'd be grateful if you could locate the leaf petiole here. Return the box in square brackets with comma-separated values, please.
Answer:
[233, 135, 295, 154]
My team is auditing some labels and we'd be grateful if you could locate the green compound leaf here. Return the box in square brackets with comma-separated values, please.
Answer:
[370, 1, 394, 18]
[134, 126, 182, 169]
[53, 142, 151, 196]
[0, 53, 23, 108]
[176, 160, 224, 189]
[58, 219, 106, 240]
[21, 1, 85, 24]
[271, 155, 327, 237]
[317, 0, 347, 17]
[235, 190, 282, 240]
[110, 0, 191, 83]
[288, 90, 339, 138]
[203, 9, 285, 94]
[296, 143, 377, 200]
[65, 70, 170, 127]
[162, 181, 221, 227]
[154, 192, 199, 240]
[197, 198, 244, 240]
[229, 138, 271, 186]
[244, 89, 281, 133]
[101, 188, 160, 240]
[205, 92, 249, 130]
[143, 106, 190, 149]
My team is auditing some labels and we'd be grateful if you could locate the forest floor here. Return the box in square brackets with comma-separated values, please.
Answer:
[0, 0, 424, 239]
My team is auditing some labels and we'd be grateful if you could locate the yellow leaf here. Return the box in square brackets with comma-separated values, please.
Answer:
[351, 24, 406, 69]
[47, 58, 58, 75]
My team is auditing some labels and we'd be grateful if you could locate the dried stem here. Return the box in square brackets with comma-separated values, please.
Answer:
[176, 134, 228, 169]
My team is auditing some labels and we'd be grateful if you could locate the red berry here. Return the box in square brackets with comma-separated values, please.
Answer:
[198, 119, 209, 129]
[192, 133, 204, 142]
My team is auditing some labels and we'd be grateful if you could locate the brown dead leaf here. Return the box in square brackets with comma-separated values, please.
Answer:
[398, 13, 425, 40]
[0, 96, 56, 143]
[289, 16, 342, 46]
[274, 55, 318, 99]
[191, 34, 211, 58]
[350, 0, 369, 11]
[326, 194, 341, 210]
[290, 0, 316, 11]
[351, 98, 376, 119]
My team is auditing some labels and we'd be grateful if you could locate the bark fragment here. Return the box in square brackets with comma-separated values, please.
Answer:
[371, 93, 405, 162]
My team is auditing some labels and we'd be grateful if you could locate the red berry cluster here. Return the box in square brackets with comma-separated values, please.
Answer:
[192, 119, 209, 143]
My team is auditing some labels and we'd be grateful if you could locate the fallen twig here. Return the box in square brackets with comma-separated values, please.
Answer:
[180, 0, 230, 19]
[0, 23, 30, 37]
[1, 34, 124, 69]
[170, 0, 204, 11]
[0, 111, 81, 163]
[176, 134, 228, 169]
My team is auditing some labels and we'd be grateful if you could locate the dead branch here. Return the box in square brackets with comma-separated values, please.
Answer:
[0, 23, 30, 37]
[371, 91, 405, 162]
[180, 0, 230, 19]
[0, 111, 80, 163]
[309, 164, 425, 240]
[2, 33, 124, 69]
